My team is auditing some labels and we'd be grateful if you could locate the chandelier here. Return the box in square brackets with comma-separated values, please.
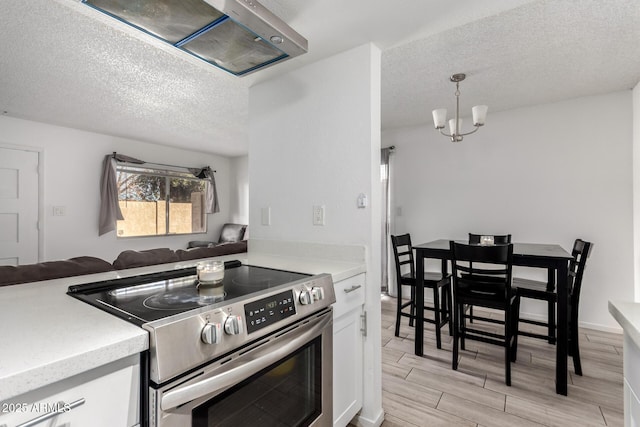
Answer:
[432, 73, 488, 142]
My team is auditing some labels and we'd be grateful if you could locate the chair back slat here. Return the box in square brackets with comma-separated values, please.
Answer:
[451, 241, 514, 298]
[453, 241, 513, 263]
[467, 234, 512, 272]
[468, 233, 512, 245]
[568, 239, 592, 306]
[391, 234, 415, 282]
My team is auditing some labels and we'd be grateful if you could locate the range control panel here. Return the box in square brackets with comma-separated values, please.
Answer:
[244, 290, 296, 334]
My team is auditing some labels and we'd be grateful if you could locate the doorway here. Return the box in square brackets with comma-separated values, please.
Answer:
[0, 146, 40, 265]
[381, 146, 394, 293]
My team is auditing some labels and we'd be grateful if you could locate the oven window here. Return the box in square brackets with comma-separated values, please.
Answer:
[193, 337, 322, 427]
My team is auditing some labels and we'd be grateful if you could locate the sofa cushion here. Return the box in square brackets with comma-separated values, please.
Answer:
[113, 248, 179, 270]
[218, 223, 247, 243]
[176, 240, 247, 261]
[187, 240, 216, 249]
[0, 256, 115, 287]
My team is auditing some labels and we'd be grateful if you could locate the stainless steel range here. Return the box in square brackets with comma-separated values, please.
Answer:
[68, 261, 335, 427]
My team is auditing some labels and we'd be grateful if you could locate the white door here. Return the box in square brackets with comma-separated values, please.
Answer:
[0, 147, 39, 265]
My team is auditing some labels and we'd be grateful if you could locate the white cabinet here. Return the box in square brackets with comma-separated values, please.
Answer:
[332, 273, 365, 427]
[623, 335, 640, 427]
[0, 355, 139, 427]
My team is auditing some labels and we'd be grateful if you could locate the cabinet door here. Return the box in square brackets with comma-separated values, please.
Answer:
[0, 356, 139, 427]
[333, 307, 363, 427]
[624, 379, 640, 427]
[624, 335, 640, 427]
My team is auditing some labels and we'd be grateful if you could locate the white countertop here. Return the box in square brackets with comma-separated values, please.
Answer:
[244, 253, 365, 282]
[0, 246, 365, 402]
[609, 300, 640, 348]
[0, 273, 148, 402]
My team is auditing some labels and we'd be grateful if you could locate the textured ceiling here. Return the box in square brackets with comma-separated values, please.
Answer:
[1, 0, 639, 156]
[382, 0, 640, 130]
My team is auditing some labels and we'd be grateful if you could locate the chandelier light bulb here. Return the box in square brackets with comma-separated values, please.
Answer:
[432, 109, 447, 129]
[449, 118, 462, 135]
[472, 105, 488, 126]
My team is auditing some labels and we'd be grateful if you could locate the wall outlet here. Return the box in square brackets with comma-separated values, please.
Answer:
[53, 206, 66, 216]
[313, 205, 325, 226]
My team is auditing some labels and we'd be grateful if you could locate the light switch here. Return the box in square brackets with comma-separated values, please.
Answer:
[357, 193, 368, 208]
[261, 207, 271, 225]
[313, 205, 325, 226]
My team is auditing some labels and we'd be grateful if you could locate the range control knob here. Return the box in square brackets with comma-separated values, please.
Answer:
[311, 287, 325, 302]
[224, 315, 244, 335]
[299, 288, 313, 305]
[201, 322, 222, 345]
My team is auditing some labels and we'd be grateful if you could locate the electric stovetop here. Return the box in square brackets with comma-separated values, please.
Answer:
[67, 262, 310, 325]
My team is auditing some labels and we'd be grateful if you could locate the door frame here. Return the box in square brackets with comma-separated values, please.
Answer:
[0, 142, 44, 263]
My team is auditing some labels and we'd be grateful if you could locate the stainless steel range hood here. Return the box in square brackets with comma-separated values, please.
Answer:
[81, 0, 308, 76]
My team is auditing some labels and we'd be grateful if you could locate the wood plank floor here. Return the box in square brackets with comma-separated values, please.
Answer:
[379, 295, 624, 427]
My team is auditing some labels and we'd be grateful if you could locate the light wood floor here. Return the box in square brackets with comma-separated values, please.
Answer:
[379, 295, 624, 427]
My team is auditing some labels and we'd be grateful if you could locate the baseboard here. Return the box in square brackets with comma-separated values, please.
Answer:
[578, 321, 622, 334]
[352, 408, 384, 427]
[519, 311, 623, 334]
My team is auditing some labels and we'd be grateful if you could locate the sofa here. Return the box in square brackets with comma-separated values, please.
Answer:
[188, 223, 247, 248]
[0, 240, 247, 287]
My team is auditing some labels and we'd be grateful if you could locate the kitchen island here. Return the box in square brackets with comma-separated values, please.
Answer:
[0, 241, 368, 426]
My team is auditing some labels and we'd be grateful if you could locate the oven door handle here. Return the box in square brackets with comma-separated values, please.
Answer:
[160, 312, 332, 411]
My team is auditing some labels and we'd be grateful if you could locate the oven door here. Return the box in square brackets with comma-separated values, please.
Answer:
[151, 308, 332, 427]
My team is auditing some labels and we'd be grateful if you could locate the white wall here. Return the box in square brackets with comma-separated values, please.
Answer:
[249, 51, 377, 246]
[383, 91, 634, 331]
[228, 155, 249, 230]
[0, 115, 235, 263]
[248, 44, 383, 425]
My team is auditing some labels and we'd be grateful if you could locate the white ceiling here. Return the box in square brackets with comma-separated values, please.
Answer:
[1, 0, 639, 157]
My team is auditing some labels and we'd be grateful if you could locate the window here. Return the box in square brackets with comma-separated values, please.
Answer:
[116, 165, 208, 237]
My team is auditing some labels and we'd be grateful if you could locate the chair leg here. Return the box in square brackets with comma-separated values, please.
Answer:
[511, 296, 520, 363]
[572, 320, 583, 376]
[409, 285, 416, 327]
[505, 308, 512, 386]
[452, 302, 460, 370]
[548, 300, 556, 344]
[461, 304, 467, 351]
[433, 286, 442, 349]
[446, 286, 453, 336]
[469, 305, 474, 323]
[394, 282, 403, 337]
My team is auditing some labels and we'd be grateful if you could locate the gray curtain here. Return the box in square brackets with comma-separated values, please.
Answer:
[381, 147, 393, 292]
[99, 153, 144, 236]
[188, 166, 220, 214]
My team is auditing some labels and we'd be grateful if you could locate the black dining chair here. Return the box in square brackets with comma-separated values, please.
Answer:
[450, 240, 519, 386]
[391, 234, 452, 349]
[467, 234, 512, 324]
[514, 239, 592, 375]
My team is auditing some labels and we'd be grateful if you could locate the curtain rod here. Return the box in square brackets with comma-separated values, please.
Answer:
[112, 152, 216, 173]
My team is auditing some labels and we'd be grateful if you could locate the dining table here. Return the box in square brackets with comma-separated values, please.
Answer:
[413, 239, 574, 395]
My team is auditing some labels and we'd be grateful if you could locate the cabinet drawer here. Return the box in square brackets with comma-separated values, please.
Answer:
[333, 273, 365, 318]
[0, 355, 139, 427]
